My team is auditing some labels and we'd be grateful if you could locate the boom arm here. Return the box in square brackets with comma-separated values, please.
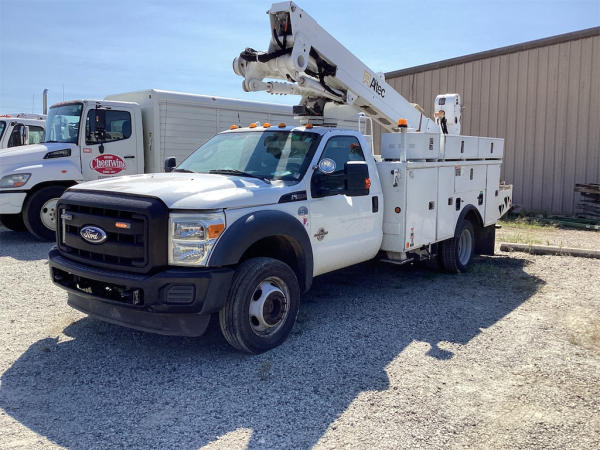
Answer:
[233, 1, 439, 133]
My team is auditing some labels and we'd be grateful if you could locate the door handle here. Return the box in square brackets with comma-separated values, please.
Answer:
[124, 155, 135, 159]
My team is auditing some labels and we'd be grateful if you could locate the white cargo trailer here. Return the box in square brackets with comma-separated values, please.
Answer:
[104, 90, 297, 173]
[0, 90, 296, 239]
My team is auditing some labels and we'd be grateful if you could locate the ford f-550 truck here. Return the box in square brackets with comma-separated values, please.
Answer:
[49, 2, 512, 353]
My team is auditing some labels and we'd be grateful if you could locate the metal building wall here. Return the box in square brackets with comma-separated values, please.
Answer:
[380, 28, 600, 215]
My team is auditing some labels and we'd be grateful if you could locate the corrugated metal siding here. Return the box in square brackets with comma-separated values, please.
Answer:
[384, 33, 600, 215]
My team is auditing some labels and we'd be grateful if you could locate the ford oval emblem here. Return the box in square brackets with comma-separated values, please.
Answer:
[80, 225, 108, 244]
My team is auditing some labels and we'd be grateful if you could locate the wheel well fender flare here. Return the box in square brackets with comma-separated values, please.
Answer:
[209, 210, 313, 292]
[456, 204, 483, 235]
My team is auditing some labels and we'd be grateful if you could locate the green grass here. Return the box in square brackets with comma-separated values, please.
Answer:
[499, 215, 558, 230]
[501, 233, 544, 245]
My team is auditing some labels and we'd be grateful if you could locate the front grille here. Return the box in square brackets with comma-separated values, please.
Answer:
[56, 190, 169, 274]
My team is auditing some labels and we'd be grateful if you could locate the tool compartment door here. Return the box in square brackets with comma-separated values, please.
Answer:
[405, 167, 437, 250]
[485, 163, 502, 225]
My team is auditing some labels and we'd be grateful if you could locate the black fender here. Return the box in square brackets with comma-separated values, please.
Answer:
[456, 204, 483, 232]
[208, 210, 313, 292]
[456, 204, 495, 255]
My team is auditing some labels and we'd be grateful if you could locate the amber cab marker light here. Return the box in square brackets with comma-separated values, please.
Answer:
[278, 122, 286, 128]
[208, 223, 225, 239]
[263, 123, 271, 128]
[230, 124, 239, 130]
[249, 123, 257, 128]
[305, 123, 313, 129]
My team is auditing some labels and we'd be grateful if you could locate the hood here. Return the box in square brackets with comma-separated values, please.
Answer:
[71, 172, 296, 210]
[0, 142, 77, 168]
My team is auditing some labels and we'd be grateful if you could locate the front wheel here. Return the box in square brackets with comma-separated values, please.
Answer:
[219, 257, 300, 354]
[440, 219, 475, 273]
[23, 185, 67, 241]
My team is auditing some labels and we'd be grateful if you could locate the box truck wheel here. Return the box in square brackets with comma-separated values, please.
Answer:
[440, 219, 474, 273]
[23, 185, 66, 241]
[0, 214, 27, 232]
[219, 257, 300, 354]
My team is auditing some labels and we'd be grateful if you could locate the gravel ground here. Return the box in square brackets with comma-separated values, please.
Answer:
[0, 224, 599, 449]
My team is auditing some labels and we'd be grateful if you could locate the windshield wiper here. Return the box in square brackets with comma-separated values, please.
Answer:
[173, 168, 195, 173]
[209, 169, 270, 184]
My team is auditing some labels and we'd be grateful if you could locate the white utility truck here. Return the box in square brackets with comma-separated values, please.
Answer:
[0, 113, 46, 149]
[49, 2, 512, 353]
[0, 90, 295, 238]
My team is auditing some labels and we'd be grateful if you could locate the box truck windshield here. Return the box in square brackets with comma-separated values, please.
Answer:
[45, 103, 82, 144]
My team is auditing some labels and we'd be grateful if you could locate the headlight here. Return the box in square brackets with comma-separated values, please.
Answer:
[0, 173, 31, 188]
[168, 213, 226, 266]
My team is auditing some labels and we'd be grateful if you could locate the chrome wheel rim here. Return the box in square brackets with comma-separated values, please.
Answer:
[457, 227, 473, 266]
[248, 276, 290, 336]
[40, 198, 59, 231]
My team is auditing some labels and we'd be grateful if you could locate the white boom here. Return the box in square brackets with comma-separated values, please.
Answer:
[233, 1, 441, 133]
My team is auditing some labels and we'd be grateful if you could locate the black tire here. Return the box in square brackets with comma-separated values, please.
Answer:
[440, 219, 475, 273]
[23, 185, 66, 241]
[0, 214, 27, 232]
[219, 257, 300, 354]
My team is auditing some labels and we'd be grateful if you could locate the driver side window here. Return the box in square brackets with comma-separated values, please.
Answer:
[86, 109, 132, 145]
[315, 136, 365, 193]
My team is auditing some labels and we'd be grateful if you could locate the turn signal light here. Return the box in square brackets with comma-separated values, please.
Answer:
[230, 124, 239, 130]
[115, 222, 131, 229]
[365, 178, 371, 189]
[208, 223, 225, 239]
[249, 123, 257, 128]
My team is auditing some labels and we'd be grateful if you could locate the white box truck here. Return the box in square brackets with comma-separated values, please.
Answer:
[0, 113, 46, 150]
[48, 3, 513, 354]
[0, 90, 295, 239]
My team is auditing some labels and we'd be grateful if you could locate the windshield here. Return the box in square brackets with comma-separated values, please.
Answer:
[0, 121, 5, 141]
[177, 130, 322, 182]
[45, 103, 83, 144]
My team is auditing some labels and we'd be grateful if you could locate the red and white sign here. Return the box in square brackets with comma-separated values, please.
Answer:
[90, 154, 127, 175]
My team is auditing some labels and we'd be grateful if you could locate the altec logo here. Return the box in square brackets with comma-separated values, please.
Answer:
[90, 154, 127, 175]
[363, 71, 385, 98]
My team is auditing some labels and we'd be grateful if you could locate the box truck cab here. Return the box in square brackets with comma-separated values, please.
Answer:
[0, 114, 46, 150]
[0, 90, 294, 240]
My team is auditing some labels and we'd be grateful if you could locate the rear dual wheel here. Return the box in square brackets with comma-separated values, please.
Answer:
[219, 257, 300, 354]
[440, 219, 475, 273]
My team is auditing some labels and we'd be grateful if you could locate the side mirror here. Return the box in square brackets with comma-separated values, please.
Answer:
[19, 125, 30, 146]
[164, 156, 177, 172]
[345, 161, 370, 196]
[93, 110, 107, 143]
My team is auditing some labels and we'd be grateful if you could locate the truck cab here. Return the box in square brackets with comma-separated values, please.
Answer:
[0, 114, 46, 149]
[48, 124, 383, 352]
[0, 100, 144, 239]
